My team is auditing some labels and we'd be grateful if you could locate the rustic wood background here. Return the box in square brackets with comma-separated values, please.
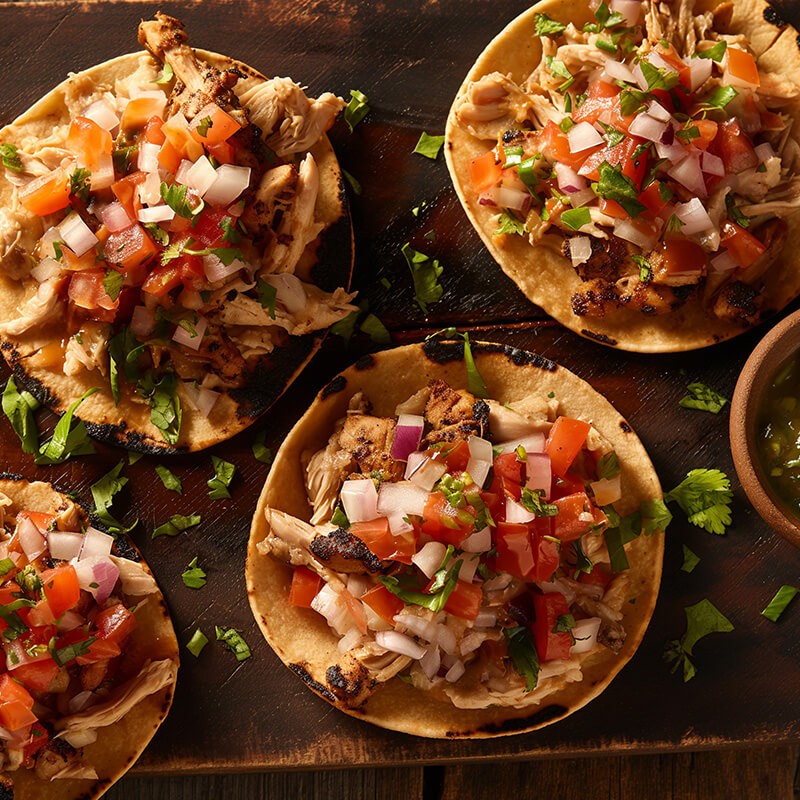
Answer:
[3, 0, 800, 796]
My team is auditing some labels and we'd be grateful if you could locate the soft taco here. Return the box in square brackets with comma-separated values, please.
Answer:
[0, 476, 179, 798]
[0, 13, 354, 452]
[246, 341, 665, 737]
[445, 0, 800, 352]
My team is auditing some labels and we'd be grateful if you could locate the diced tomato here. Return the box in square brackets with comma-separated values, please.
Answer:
[479, 490, 503, 522]
[104, 224, 157, 272]
[599, 198, 628, 219]
[69, 271, 119, 316]
[0, 674, 34, 708]
[111, 171, 148, 219]
[579, 565, 612, 589]
[157, 139, 183, 175]
[490, 452, 525, 501]
[637, 182, 669, 217]
[470, 149, 503, 193]
[361, 584, 404, 623]
[550, 473, 585, 501]
[578, 135, 648, 189]
[18, 168, 70, 216]
[761, 110, 784, 131]
[545, 417, 590, 478]
[142, 263, 182, 297]
[162, 114, 204, 162]
[22, 599, 56, 628]
[421, 493, 475, 547]
[443, 441, 471, 472]
[15, 511, 55, 532]
[40, 565, 80, 619]
[66, 117, 113, 169]
[349, 518, 394, 561]
[76, 637, 121, 666]
[189, 105, 242, 146]
[494, 521, 534, 579]
[726, 48, 760, 87]
[59, 245, 98, 273]
[23, 722, 49, 759]
[539, 120, 586, 170]
[691, 119, 718, 151]
[0, 701, 37, 732]
[12, 660, 58, 692]
[288, 566, 322, 608]
[121, 96, 166, 133]
[143, 115, 166, 145]
[115, 286, 141, 323]
[552, 492, 594, 542]
[94, 603, 137, 645]
[531, 592, 572, 661]
[712, 119, 758, 174]
[191, 208, 233, 249]
[530, 519, 560, 582]
[207, 141, 234, 165]
[572, 80, 620, 126]
[654, 237, 708, 279]
[720, 221, 767, 269]
[444, 580, 482, 620]
[655, 43, 693, 91]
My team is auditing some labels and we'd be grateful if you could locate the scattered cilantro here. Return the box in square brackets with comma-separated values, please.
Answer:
[215, 626, 252, 661]
[401, 243, 443, 314]
[35, 388, 98, 465]
[414, 132, 445, 160]
[591, 161, 645, 217]
[90, 460, 137, 536]
[700, 86, 738, 110]
[69, 167, 92, 203]
[195, 116, 213, 137]
[183, 245, 245, 266]
[136, 370, 182, 445]
[144, 222, 169, 246]
[597, 121, 625, 148]
[679, 382, 729, 414]
[676, 125, 700, 143]
[208, 455, 236, 500]
[664, 469, 733, 535]
[160, 182, 200, 219]
[380, 559, 461, 613]
[108, 327, 140, 405]
[0, 559, 14, 578]
[560, 206, 591, 231]
[663, 598, 733, 681]
[520, 487, 559, 517]
[761, 586, 798, 622]
[495, 212, 525, 236]
[342, 168, 362, 195]
[756, 163, 767, 173]
[593, 0, 625, 28]
[255, 278, 277, 320]
[597, 451, 620, 480]
[182, 557, 207, 589]
[2, 377, 40, 454]
[152, 512, 201, 539]
[380, 277, 391, 289]
[729, 205, 751, 229]
[128, 451, 143, 465]
[331, 506, 350, 529]
[0, 143, 22, 172]
[503, 626, 539, 691]
[619, 87, 649, 116]
[640, 61, 680, 92]
[103, 269, 124, 303]
[330, 307, 360, 343]
[112, 145, 137, 174]
[632, 254, 652, 283]
[344, 89, 370, 132]
[534, 13, 566, 35]
[571, 540, 593, 579]
[186, 628, 208, 657]
[49, 635, 97, 667]
[252, 430, 273, 465]
[155, 464, 182, 494]
[681, 545, 700, 574]
[360, 313, 391, 345]
[154, 63, 174, 84]
[425, 328, 488, 399]
[559, 117, 575, 133]
[545, 56, 575, 92]
[694, 41, 727, 62]
[666, 214, 683, 234]
[52, 241, 66, 261]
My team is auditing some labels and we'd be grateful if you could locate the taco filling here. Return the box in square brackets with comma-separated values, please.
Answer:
[0, 494, 174, 786]
[452, 0, 800, 325]
[0, 13, 355, 445]
[256, 378, 662, 710]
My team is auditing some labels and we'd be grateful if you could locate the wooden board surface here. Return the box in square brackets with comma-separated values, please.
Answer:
[1, 0, 800, 777]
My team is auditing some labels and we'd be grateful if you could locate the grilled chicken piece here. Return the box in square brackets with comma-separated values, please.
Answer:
[309, 527, 384, 574]
[138, 13, 247, 125]
[423, 380, 490, 446]
[242, 163, 298, 243]
[324, 642, 411, 708]
[306, 426, 357, 525]
[571, 277, 691, 317]
[0, 277, 66, 336]
[339, 414, 404, 480]
[34, 739, 96, 781]
[710, 280, 762, 325]
[561, 236, 626, 282]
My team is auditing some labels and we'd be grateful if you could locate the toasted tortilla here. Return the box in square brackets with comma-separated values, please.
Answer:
[246, 341, 664, 737]
[0, 476, 179, 799]
[0, 49, 353, 453]
[444, 0, 800, 353]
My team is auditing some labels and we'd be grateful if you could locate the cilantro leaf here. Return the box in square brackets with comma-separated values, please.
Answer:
[108, 327, 140, 405]
[663, 598, 733, 681]
[679, 382, 729, 414]
[681, 544, 700, 573]
[160, 182, 200, 219]
[154, 63, 174, 84]
[208, 456, 236, 500]
[112, 145, 137, 174]
[761, 586, 798, 622]
[143, 222, 169, 246]
[619, 87, 649, 116]
[252, 430, 273, 465]
[152, 513, 201, 539]
[103, 269, 124, 303]
[379, 560, 461, 613]
[640, 61, 680, 91]
[700, 86, 738, 110]
[136, 370, 182, 445]
[593, 0, 625, 28]
[218, 215, 241, 244]
[425, 328, 488, 399]
[413, 132, 445, 160]
[255, 278, 277, 320]
[90, 460, 138, 536]
[155, 464, 182, 494]
[330, 307, 360, 343]
[401, 243, 443, 314]
[664, 469, 733, 535]
[520, 487, 559, 517]
[2, 377, 40, 454]
[341, 168, 362, 195]
[186, 628, 208, 657]
[545, 57, 575, 92]
[503, 626, 540, 691]
[359, 313, 391, 345]
[49, 635, 97, 667]
[597, 451, 620, 480]
[215, 625, 251, 661]
[331, 506, 350, 529]
[534, 13, 566, 35]
[597, 121, 625, 148]
[69, 167, 92, 203]
[0, 143, 22, 172]
[344, 89, 370, 132]
[560, 206, 591, 231]
[632, 254, 652, 283]
[694, 41, 727, 62]
[181, 556, 207, 589]
[35, 388, 98, 465]
[494, 212, 525, 236]
[591, 161, 646, 217]
[641, 498, 672, 536]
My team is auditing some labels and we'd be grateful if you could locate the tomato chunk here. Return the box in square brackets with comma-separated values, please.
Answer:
[470, 149, 503, 193]
[104, 224, 157, 272]
[444, 580, 482, 620]
[13, 660, 58, 692]
[552, 492, 594, 542]
[362, 584, 404, 623]
[545, 417, 590, 478]
[713, 119, 758, 174]
[40, 565, 80, 619]
[18, 169, 70, 216]
[189, 105, 242, 146]
[495, 522, 534, 579]
[531, 592, 573, 661]
[142, 263, 183, 297]
[421, 493, 474, 547]
[0, 675, 36, 731]
[720, 221, 766, 269]
[530, 518, 560, 582]
[95, 603, 137, 645]
[69, 271, 119, 317]
[289, 566, 322, 608]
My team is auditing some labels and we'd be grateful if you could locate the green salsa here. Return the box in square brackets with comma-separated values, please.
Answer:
[757, 352, 800, 517]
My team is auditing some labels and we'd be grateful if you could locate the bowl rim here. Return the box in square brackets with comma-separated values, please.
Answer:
[730, 308, 800, 548]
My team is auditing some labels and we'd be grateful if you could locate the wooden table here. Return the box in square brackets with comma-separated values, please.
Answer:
[3, 0, 800, 796]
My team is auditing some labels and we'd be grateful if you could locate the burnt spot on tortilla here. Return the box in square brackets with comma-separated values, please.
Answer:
[502, 129, 520, 143]
[78, 779, 110, 800]
[763, 5, 787, 27]
[84, 421, 191, 456]
[309, 175, 353, 294]
[620, 420, 632, 432]
[321, 375, 348, 399]
[288, 662, 337, 703]
[422, 339, 557, 373]
[112, 534, 141, 562]
[0, 774, 12, 800]
[580, 329, 619, 346]
[355, 354, 375, 370]
[309, 528, 384, 573]
[465, 704, 568, 736]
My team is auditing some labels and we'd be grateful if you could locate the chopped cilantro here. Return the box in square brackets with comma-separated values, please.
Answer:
[2, 376, 40, 454]
[640, 61, 680, 92]
[694, 41, 727, 62]
[103, 269, 124, 302]
[252, 430, 273, 465]
[344, 89, 370, 132]
[503, 626, 539, 691]
[160, 182, 200, 219]
[342, 168, 362, 195]
[186, 628, 208, 657]
[560, 206, 591, 231]
[331, 506, 350, 529]
[534, 13, 566, 35]
[182, 556, 207, 589]
[69, 167, 92, 203]
[401, 243, 443, 314]
[596, 38, 617, 54]
[0, 143, 22, 172]
[152, 513, 201, 539]
[632, 254, 652, 283]
[154, 63, 174, 84]
[520, 487, 559, 517]
[379, 559, 461, 613]
[666, 214, 683, 234]
[208, 455, 236, 500]
[425, 328, 488, 398]
[597, 451, 620, 480]
[215, 625, 251, 661]
[155, 464, 182, 494]
[414, 132, 445, 160]
[195, 116, 213, 137]
[144, 222, 170, 246]
[761, 586, 798, 622]
[597, 121, 625, 148]
[591, 161, 646, 217]
[679, 382, 729, 414]
[35, 388, 98, 465]
[91, 460, 138, 536]
[676, 125, 700, 143]
[359, 313, 391, 345]
[49, 635, 97, 667]
[700, 86, 738, 109]
[136, 370, 182, 445]
[681, 545, 700, 574]
[663, 598, 733, 681]
[664, 469, 733, 535]
[545, 57, 575, 92]
[108, 327, 140, 405]
[729, 205, 751, 229]
[495, 212, 526, 236]
[255, 278, 277, 320]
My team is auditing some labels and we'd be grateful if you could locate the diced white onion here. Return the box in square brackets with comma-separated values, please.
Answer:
[628, 113, 668, 144]
[31, 257, 60, 284]
[46, 531, 84, 561]
[571, 617, 602, 654]
[474, 609, 497, 628]
[647, 101, 672, 122]
[340, 479, 378, 523]
[185, 156, 219, 196]
[412, 541, 447, 579]
[138, 141, 162, 174]
[138, 171, 163, 206]
[395, 613, 441, 644]
[445, 659, 465, 683]
[419, 644, 441, 679]
[685, 56, 712, 91]
[183, 381, 220, 418]
[100, 201, 133, 232]
[701, 151, 725, 177]
[495, 185, 530, 212]
[311, 584, 350, 635]
[81, 99, 119, 131]
[505, 498, 536, 524]
[346, 574, 371, 598]
[711, 251, 738, 273]
[172, 316, 208, 350]
[495, 433, 546, 455]
[467, 435, 493, 464]
[405, 453, 446, 491]
[18, 518, 46, 561]
[555, 162, 586, 194]
[203, 164, 251, 207]
[337, 627, 364, 654]
[137, 204, 175, 224]
[78, 527, 114, 561]
[68, 690, 96, 714]
[259, 274, 306, 314]
[590, 474, 622, 506]
[655, 139, 689, 164]
[465, 458, 491, 489]
[89, 153, 115, 191]
[669, 155, 708, 198]
[387, 513, 413, 535]
[568, 122, 604, 153]
[56, 610, 84, 633]
[60, 213, 98, 257]
[377, 481, 428, 518]
[526, 452, 553, 500]
[675, 197, 713, 235]
[484, 574, 513, 592]
[754, 142, 775, 163]
[375, 630, 426, 659]
[202, 252, 247, 283]
[610, 0, 642, 25]
[460, 632, 483, 655]
[569, 235, 592, 267]
[461, 527, 492, 553]
[130, 305, 155, 337]
[567, 188, 596, 208]
[174, 159, 194, 186]
[614, 218, 659, 250]
[602, 58, 636, 84]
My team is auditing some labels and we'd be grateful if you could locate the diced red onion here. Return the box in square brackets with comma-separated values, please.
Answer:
[571, 617, 602, 654]
[754, 142, 774, 163]
[569, 235, 592, 267]
[185, 156, 219, 196]
[675, 197, 713, 235]
[375, 630, 427, 659]
[631, 61, 648, 91]
[377, 481, 428, 517]
[60, 213, 98, 257]
[46, 531, 84, 561]
[419, 644, 441, 679]
[258, 274, 305, 313]
[30, 258, 60, 284]
[628, 113, 668, 144]
[603, 58, 636, 83]
[478, 194, 497, 207]
[183, 381, 220, 418]
[412, 541, 447, 579]
[81, 99, 119, 131]
[711, 251, 738, 273]
[346, 574, 371, 599]
[656, 139, 689, 166]
[172, 316, 208, 350]
[701, 151, 725, 177]
[506, 498, 536, 524]
[526, 452, 553, 500]
[78, 527, 114, 561]
[590, 474, 622, 505]
[93, 559, 120, 604]
[18, 518, 46, 561]
[614, 218, 659, 249]
[555, 163, 587, 194]
[138, 141, 161, 174]
[138, 204, 175, 224]
[100, 201, 133, 232]
[340, 479, 378, 523]
[495, 185, 531, 213]
[203, 164, 251, 207]
[462, 526, 492, 553]
[390, 414, 424, 461]
[568, 122, 604, 153]
[57, 610, 84, 633]
[130, 305, 155, 337]
[202, 252, 247, 283]
[405, 453, 446, 491]
[484, 574, 513, 592]
[227, 201, 245, 217]
[68, 690, 96, 714]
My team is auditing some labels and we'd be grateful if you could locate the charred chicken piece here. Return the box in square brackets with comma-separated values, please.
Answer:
[309, 528, 385, 574]
[561, 235, 626, 283]
[711, 280, 762, 325]
[338, 415, 404, 480]
[424, 380, 490, 446]
[571, 278, 688, 317]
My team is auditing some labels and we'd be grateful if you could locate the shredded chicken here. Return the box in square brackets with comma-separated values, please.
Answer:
[110, 555, 160, 596]
[63, 323, 110, 377]
[34, 739, 96, 782]
[486, 399, 549, 439]
[0, 277, 64, 335]
[306, 424, 356, 525]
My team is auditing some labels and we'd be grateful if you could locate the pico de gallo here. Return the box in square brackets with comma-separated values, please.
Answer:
[0, 495, 172, 782]
[0, 14, 354, 445]
[259, 379, 665, 709]
[455, 0, 800, 324]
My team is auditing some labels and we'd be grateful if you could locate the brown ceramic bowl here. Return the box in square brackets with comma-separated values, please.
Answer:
[730, 309, 800, 548]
